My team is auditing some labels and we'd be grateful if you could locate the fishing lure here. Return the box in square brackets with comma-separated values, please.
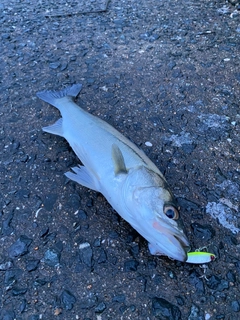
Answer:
[186, 251, 216, 264]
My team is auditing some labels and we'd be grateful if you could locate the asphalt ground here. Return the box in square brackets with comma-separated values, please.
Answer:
[0, 0, 240, 319]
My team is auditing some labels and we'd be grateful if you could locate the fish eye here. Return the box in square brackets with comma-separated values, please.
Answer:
[164, 206, 179, 220]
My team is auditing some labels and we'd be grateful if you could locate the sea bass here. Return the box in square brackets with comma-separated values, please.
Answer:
[37, 84, 190, 262]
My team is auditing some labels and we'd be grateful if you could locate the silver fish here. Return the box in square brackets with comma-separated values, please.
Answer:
[37, 84, 190, 262]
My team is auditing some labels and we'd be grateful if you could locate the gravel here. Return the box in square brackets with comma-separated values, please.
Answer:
[8, 235, 32, 259]
[152, 297, 181, 319]
[0, 0, 240, 318]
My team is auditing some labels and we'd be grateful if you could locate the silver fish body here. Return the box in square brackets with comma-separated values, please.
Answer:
[37, 84, 190, 262]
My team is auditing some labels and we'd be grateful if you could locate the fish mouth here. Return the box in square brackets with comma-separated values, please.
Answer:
[165, 232, 190, 262]
[151, 219, 190, 262]
[172, 234, 190, 262]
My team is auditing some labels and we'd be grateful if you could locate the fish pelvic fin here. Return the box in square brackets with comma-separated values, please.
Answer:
[111, 144, 128, 175]
[42, 118, 64, 137]
[65, 165, 100, 192]
[36, 83, 82, 108]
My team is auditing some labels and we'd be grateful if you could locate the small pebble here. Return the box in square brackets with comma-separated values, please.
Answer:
[175, 295, 185, 306]
[49, 62, 61, 69]
[60, 290, 76, 310]
[205, 313, 211, 320]
[152, 297, 181, 319]
[93, 238, 101, 247]
[8, 236, 32, 259]
[86, 198, 93, 207]
[42, 248, 61, 267]
[123, 259, 139, 272]
[95, 302, 106, 313]
[188, 305, 201, 320]
[191, 222, 215, 241]
[78, 209, 88, 220]
[79, 242, 93, 267]
[189, 271, 205, 294]
[79, 295, 98, 309]
[26, 259, 40, 272]
[19, 299, 27, 313]
[129, 305, 136, 312]
[112, 294, 126, 303]
[231, 300, 240, 312]
[0, 261, 13, 271]
[206, 276, 229, 291]
[226, 270, 236, 283]
[97, 248, 107, 264]
[206, 275, 221, 290]
[12, 286, 28, 296]
[145, 141, 152, 147]
[34, 279, 47, 287]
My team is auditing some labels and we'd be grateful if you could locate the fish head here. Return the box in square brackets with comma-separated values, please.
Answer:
[149, 203, 190, 262]
[128, 183, 190, 262]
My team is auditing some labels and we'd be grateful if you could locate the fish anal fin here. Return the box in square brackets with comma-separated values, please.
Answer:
[42, 118, 64, 137]
[65, 165, 100, 192]
[111, 144, 128, 175]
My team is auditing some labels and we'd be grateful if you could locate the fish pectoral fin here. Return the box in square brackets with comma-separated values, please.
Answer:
[65, 165, 100, 192]
[42, 118, 64, 137]
[111, 144, 128, 175]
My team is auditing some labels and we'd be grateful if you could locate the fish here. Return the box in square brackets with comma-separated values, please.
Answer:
[37, 83, 190, 262]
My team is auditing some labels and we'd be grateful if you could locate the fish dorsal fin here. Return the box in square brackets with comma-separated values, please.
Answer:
[111, 144, 128, 175]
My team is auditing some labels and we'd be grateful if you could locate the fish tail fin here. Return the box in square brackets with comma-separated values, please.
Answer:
[36, 83, 82, 108]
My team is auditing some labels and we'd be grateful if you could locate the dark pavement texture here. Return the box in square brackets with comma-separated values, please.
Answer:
[0, 0, 240, 319]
